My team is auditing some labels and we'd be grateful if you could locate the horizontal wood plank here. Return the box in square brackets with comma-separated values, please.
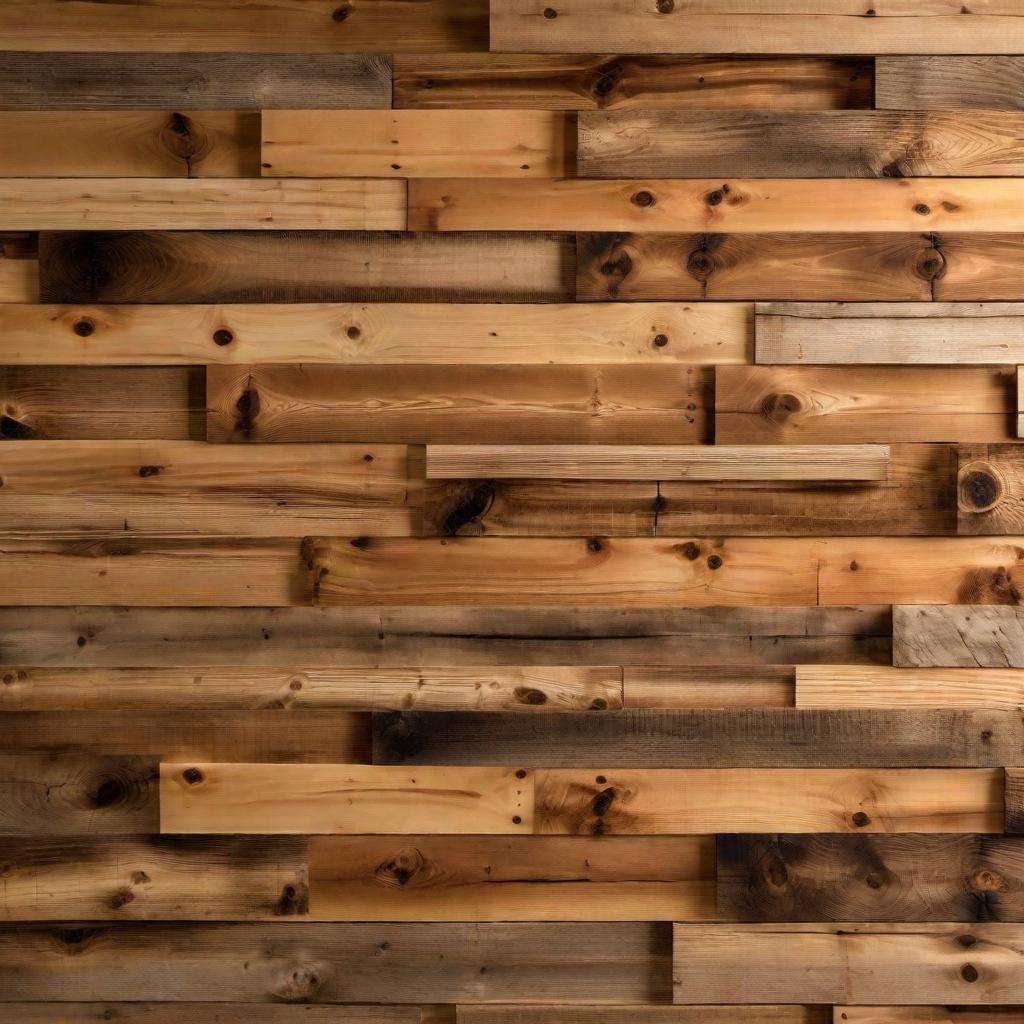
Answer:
[832, 1010, 1024, 1024]
[623, 666, 794, 709]
[0, 232, 37, 302]
[895, 605, 1024, 668]
[0, 1008, 416, 1024]
[459, 1009, 828, 1024]
[877, 56, 1024, 111]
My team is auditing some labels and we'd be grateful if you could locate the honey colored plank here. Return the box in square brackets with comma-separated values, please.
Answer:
[715, 366, 1016, 444]
[579, 111, 1024, 179]
[0, 301, 749, 365]
[0, 440, 415, 537]
[877, 56, 1024, 111]
[263, 110, 569, 178]
[757, 303, 1024, 366]
[0, 836, 309, 920]
[0, 922, 669, 1004]
[895, 605, 1024, 668]
[160, 763, 533, 835]
[372, 708, 1022, 768]
[0, 53, 392, 110]
[409, 179, 1024, 234]
[0, 111, 259, 177]
[0, 1010, 418, 1024]
[0, 538, 303, 606]
[0, 178, 405, 231]
[0, 0, 487, 53]
[206, 365, 710, 445]
[309, 834, 713, 921]
[0, 666, 622, 713]
[673, 923, 1024, 1004]
[394, 54, 872, 110]
[834, 1010, 1024, 1024]
[459, 1009, 828, 1024]
[719, 834, 1024, 923]
[39, 230, 575, 304]
[491, 1, 1024, 55]
[0, 366, 204, 440]
[1007, 768, 1024, 833]
[536, 769, 1003, 835]
[304, 538, 820, 608]
[425, 445, 890, 481]
[0, 232, 37, 302]
[0, 606, 890, 668]
[624, 666, 794, 709]
[959, 443, 1024, 534]
[797, 665, 1024, 710]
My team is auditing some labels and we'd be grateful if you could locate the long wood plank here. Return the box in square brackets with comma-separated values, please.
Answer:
[579, 112, 1024, 179]
[0, 441, 416, 537]
[0, 111, 258, 177]
[536, 769, 1002, 835]
[39, 230, 575, 304]
[491, 1, 1024, 55]
[0, 179, 406, 231]
[394, 54, 872, 110]
[623, 666, 794, 709]
[372, 708, 1022, 768]
[757, 303, 1024, 366]
[0, 1010, 417, 1024]
[959, 443, 1024, 535]
[309, 835, 713, 921]
[717, 834, 1024, 922]
[206, 365, 711, 445]
[161, 763, 534, 835]
[0, 0, 487, 53]
[459, 1009, 828, 1024]
[895, 605, 1024, 668]
[673, 923, 1024, 1004]
[263, 110, 569, 178]
[0, 836, 309, 920]
[877, 56, 1024, 111]
[0, 922, 670, 1003]
[425, 445, 889, 481]
[410, 179, 1024, 234]
[797, 665, 1024, 710]
[715, 367, 1016, 444]
[0, 666, 622, 712]
[0, 606, 890, 667]
[833, 1011, 1023, 1024]
[0, 53, 392, 110]
[0, 301, 750, 365]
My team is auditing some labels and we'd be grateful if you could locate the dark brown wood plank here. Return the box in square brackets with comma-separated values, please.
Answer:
[371, 708, 1020, 768]
[894, 605, 1024, 668]
[717, 834, 1024, 922]
[877, 56, 1024, 111]
[39, 231, 575, 304]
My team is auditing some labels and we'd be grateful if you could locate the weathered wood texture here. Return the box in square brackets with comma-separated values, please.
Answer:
[1008, 768, 1024, 833]
[877, 57, 1024, 111]
[0, 1008, 417, 1024]
[458, 1009, 829, 1024]
[958, 443, 1024, 535]
[894, 605, 1024, 668]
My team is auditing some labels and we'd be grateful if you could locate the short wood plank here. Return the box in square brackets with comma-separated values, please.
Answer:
[458, 1009, 828, 1024]
[0, 179, 405, 231]
[536, 769, 1003, 835]
[0, 232, 37, 302]
[673, 923, 1024, 1004]
[160, 763, 534, 835]
[877, 56, 1024, 111]
[959, 443, 1024, 534]
[0, 1009, 417, 1024]
[579, 112, 1024, 179]
[309, 834, 713, 921]
[895, 605, 1024, 668]
[0, 53, 392, 110]
[262, 110, 569, 178]
[372, 708, 1022, 768]
[1007, 768, 1024, 833]
[425, 445, 889, 481]
[409, 179, 1024, 234]
[0, 836, 309, 920]
[623, 666, 794, 709]
[491, 1, 1024, 55]
[0, 111, 259, 177]
[0, 301, 750, 365]
[0, 666, 622, 713]
[757, 303, 1024, 366]
[716, 366, 1016, 444]
[717, 834, 1024, 922]
[39, 230, 575, 304]
[206, 364, 710, 445]
[394, 54, 872, 110]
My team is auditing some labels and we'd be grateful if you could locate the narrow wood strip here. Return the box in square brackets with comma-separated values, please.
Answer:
[409, 179, 1024, 234]
[536, 769, 1003, 835]
[673, 923, 1024, 1004]
[160, 763, 534, 835]
[717, 834, 1024, 923]
[834, 1010, 1024, 1024]
[1006, 768, 1024, 833]
[877, 56, 1024, 111]
[0, 179, 406, 231]
[895, 605, 1024, 668]
[0, 1010, 418, 1024]
[394, 54, 872, 110]
[0, 301, 750, 365]
[0, 666, 623, 712]
[425, 445, 889, 481]
[458, 1009, 828, 1024]
[623, 666, 794, 709]
[0, 836, 309, 920]
[309, 835, 713, 921]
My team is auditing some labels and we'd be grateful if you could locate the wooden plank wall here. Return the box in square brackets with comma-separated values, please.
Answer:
[8, 2, 1024, 1019]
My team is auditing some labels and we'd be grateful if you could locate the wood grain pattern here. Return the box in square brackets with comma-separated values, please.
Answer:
[832, 1010, 1024, 1024]
[958, 443, 1024, 535]
[895, 605, 1024, 668]
[877, 56, 1024, 111]
[623, 666, 794, 709]
[0, 232, 37, 303]
[459, 1008, 828, 1024]
[0, 1008, 417, 1024]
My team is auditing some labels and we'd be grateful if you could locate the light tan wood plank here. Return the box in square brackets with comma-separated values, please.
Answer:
[160, 763, 534, 835]
[895, 604, 1024, 668]
[624, 666, 794, 708]
[0, 179, 406, 231]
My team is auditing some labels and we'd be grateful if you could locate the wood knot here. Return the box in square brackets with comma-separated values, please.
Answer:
[851, 811, 871, 827]
[213, 328, 234, 346]
[656, 0, 674, 10]
[587, 538, 603, 553]
[514, 686, 548, 706]
[592, 787, 616, 816]
[653, 333, 669, 348]
[543, 6, 558, 16]
[961, 963, 979, 983]
[73, 317, 95, 337]
[678, 541, 701, 560]
[376, 847, 426, 888]
[707, 554, 723, 570]
[632, 190, 655, 208]
[137, 465, 162, 478]
[959, 463, 1003, 513]
[182, 767, 204, 786]
[762, 391, 804, 422]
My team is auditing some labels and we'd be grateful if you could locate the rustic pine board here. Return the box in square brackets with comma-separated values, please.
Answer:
[894, 605, 1024, 668]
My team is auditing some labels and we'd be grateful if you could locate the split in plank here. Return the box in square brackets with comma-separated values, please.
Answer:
[959, 443, 1024, 535]
[877, 56, 1024, 111]
[895, 605, 1024, 668]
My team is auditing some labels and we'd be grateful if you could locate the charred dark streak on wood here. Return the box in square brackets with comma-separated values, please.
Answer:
[440, 481, 496, 536]
[0, 414, 37, 439]
[234, 376, 260, 440]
